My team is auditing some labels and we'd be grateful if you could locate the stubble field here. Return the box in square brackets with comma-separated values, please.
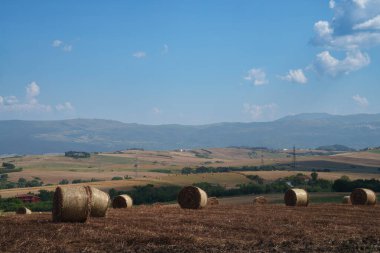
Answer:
[1, 204, 380, 252]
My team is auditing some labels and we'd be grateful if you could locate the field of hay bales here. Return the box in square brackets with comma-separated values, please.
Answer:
[1, 204, 380, 252]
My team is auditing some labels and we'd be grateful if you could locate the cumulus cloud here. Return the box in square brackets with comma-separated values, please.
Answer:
[329, 0, 336, 8]
[313, 50, 370, 76]
[26, 81, 40, 98]
[152, 107, 162, 115]
[244, 68, 268, 86]
[243, 103, 277, 120]
[353, 0, 370, 8]
[62, 45, 72, 52]
[133, 51, 147, 59]
[52, 39, 73, 52]
[354, 15, 380, 30]
[162, 44, 169, 54]
[307, 0, 380, 77]
[353, 94, 369, 107]
[52, 40, 63, 47]
[312, 0, 380, 50]
[4, 96, 19, 105]
[0, 82, 74, 113]
[280, 69, 308, 84]
[56, 102, 74, 111]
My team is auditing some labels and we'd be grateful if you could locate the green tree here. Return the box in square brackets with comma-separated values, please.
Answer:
[311, 172, 318, 181]
[59, 179, 69, 185]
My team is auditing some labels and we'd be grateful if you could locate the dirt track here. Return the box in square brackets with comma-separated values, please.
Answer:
[1, 204, 380, 252]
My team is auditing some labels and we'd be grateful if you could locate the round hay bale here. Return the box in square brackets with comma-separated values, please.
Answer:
[284, 188, 309, 207]
[350, 188, 376, 205]
[253, 196, 267, 205]
[342, 195, 351, 204]
[16, 207, 32, 215]
[112, 195, 133, 209]
[177, 186, 208, 209]
[87, 186, 110, 217]
[207, 197, 219, 206]
[52, 186, 91, 223]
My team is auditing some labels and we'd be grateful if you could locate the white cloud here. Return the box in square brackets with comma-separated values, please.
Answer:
[152, 107, 162, 115]
[56, 102, 74, 111]
[354, 15, 380, 30]
[312, 0, 380, 50]
[133, 51, 146, 59]
[52, 40, 63, 47]
[0, 82, 73, 114]
[26, 81, 40, 98]
[4, 96, 19, 105]
[162, 44, 169, 54]
[52, 39, 73, 52]
[243, 103, 277, 120]
[62, 45, 72, 52]
[353, 0, 369, 8]
[329, 0, 336, 8]
[313, 50, 370, 76]
[280, 69, 308, 84]
[353, 94, 369, 107]
[244, 68, 268, 86]
[314, 21, 333, 38]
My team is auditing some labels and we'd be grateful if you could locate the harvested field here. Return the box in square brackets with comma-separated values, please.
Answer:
[0, 179, 156, 198]
[1, 204, 380, 252]
[241, 171, 380, 181]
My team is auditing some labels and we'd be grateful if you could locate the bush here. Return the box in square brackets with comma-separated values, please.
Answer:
[2, 162, 15, 170]
[112, 176, 123, 181]
[149, 169, 172, 174]
[59, 179, 69, 185]
[332, 178, 380, 192]
[109, 184, 182, 205]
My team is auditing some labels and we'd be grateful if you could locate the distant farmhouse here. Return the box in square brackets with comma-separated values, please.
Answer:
[15, 194, 41, 203]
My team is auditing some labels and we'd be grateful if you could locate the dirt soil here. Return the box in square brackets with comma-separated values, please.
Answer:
[1, 204, 380, 252]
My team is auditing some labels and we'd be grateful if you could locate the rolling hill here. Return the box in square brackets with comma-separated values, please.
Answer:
[1, 113, 380, 154]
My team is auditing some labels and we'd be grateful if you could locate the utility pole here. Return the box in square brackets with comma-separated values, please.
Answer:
[134, 154, 138, 178]
[292, 145, 296, 170]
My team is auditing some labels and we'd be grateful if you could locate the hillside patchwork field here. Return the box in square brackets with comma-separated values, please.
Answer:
[1, 148, 380, 198]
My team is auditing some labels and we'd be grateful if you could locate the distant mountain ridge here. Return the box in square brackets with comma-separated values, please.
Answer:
[1, 113, 380, 154]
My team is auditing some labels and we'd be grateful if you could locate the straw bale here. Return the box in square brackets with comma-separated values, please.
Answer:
[350, 188, 376, 205]
[177, 186, 208, 209]
[284, 188, 309, 207]
[112, 195, 133, 209]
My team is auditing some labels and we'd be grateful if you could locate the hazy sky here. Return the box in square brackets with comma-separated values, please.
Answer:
[1, 0, 380, 124]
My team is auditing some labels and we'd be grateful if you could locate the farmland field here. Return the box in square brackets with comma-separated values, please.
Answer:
[1, 203, 380, 252]
[1, 148, 380, 198]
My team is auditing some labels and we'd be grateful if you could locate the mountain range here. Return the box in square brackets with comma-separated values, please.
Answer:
[1, 113, 380, 154]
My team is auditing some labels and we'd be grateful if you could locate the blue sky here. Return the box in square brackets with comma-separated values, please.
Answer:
[1, 0, 380, 124]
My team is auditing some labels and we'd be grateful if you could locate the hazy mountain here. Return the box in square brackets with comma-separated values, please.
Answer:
[1, 113, 380, 154]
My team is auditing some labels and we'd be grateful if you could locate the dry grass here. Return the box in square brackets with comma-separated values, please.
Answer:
[1, 204, 380, 252]
[160, 172, 251, 188]
[3, 149, 380, 186]
[241, 171, 380, 181]
[0, 179, 155, 198]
